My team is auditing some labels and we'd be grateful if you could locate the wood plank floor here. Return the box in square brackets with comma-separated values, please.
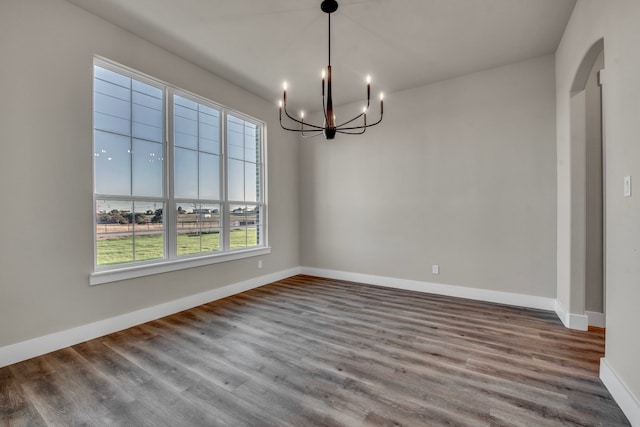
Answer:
[0, 275, 630, 426]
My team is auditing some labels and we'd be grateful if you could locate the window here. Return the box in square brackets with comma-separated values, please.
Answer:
[173, 95, 222, 257]
[92, 59, 267, 284]
[227, 114, 262, 249]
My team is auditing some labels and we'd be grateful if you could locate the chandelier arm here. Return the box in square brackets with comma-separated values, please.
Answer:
[279, 114, 326, 135]
[336, 113, 383, 131]
[335, 112, 365, 128]
[368, 114, 383, 127]
[336, 128, 366, 135]
[301, 130, 324, 138]
[334, 81, 373, 128]
[283, 105, 325, 130]
[334, 83, 371, 128]
[279, 121, 323, 133]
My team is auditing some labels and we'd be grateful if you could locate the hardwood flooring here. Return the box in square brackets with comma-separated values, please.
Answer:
[0, 275, 630, 426]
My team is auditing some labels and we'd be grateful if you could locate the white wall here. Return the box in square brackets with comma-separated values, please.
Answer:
[556, 0, 640, 416]
[0, 0, 299, 348]
[300, 55, 557, 299]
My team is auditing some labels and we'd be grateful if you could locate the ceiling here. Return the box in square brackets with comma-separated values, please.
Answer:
[66, 0, 576, 112]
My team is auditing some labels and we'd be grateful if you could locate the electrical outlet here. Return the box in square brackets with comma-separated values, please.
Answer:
[258, 260, 263, 269]
[432, 265, 439, 275]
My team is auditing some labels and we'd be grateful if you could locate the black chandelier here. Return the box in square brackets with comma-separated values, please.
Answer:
[278, 0, 384, 140]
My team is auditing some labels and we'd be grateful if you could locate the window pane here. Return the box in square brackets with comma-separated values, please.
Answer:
[244, 147, 257, 165]
[132, 102, 162, 135]
[227, 115, 244, 133]
[93, 68, 131, 137]
[199, 153, 220, 200]
[199, 110, 219, 154]
[94, 78, 130, 104]
[244, 125, 258, 163]
[229, 205, 247, 249]
[96, 200, 133, 266]
[245, 205, 259, 246]
[227, 129, 244, 160]
[228, 159, 244, 202]
[200, 203, 221, 253]
[199, 136, 217, 155]
[244, 163, 258, 202]
[95, 66, 131, 89]
[174, 94, 198, 110]
[177, 203, 221, 256]
[174, 99, 198, 150]
[133, 201, 164, 262]
[174, 148, 198, 199]
[227, 115, 261, 205]
[174, 94, 223, 203]
[228, 204, 257, 249]
[199, 104, 217, 116]
[132, 91, 162, 142]
[200, 104, 219, 155]
[177, 202, 199, 256]
[227, 115, 245, 160]
[94, 130, 131, 196]
[94, 92, 131, 135]
[132, 80, 162, 99]
[94, 112, 131, 136]
[132, 139, 163, 197]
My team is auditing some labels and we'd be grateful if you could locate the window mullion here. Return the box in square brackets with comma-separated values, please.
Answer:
[196, 103, 201, 202]
[129, 82, 136, 262]
[166, 87, 176, 260]
[221, 110, 230, 253]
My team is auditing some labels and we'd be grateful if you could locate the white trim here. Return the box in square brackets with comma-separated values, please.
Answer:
[300, 267, 556, 311]
[600, 357, 640, 426]
[1, 267, 300, 368]
[554, 300, 589, 331]
[90, 247, 271, 285]
[586, 310, 606, 328]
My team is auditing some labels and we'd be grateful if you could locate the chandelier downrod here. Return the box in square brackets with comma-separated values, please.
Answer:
[278, 0, 384, 140]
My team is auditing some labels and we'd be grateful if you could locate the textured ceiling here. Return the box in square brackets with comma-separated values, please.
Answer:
[66, 0, 576, 112]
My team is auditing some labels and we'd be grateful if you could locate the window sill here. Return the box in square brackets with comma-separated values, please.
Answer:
[89, 247, 272, 285]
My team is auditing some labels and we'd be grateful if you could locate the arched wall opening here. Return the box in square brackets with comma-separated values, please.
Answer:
[566, 38, 605, 329]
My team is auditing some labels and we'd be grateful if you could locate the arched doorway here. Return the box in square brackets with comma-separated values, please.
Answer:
[568, 39, 605, 329]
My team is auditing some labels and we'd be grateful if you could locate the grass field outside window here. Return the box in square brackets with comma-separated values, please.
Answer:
[97, 229, 257, 266]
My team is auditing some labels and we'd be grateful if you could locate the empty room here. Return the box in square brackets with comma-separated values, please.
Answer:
[1, 0, 639, 425]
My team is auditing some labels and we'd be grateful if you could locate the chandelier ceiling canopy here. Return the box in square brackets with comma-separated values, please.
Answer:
[278, 0, 384, 140]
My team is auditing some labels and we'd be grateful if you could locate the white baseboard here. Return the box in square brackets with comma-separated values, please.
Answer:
[586, 310, 606, 328]
[0, 266, 603, 369]
[601, 357, 640, 426]
[0, 267, 301, 368]
[300, 267, 556, 311]
[554, 300, 588, 331]
[555, 300, 589, 331]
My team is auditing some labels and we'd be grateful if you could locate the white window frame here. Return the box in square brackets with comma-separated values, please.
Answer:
[91, 58, 269, 285]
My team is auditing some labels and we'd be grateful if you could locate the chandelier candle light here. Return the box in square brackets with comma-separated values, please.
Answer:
[278, 0, 384, 140]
